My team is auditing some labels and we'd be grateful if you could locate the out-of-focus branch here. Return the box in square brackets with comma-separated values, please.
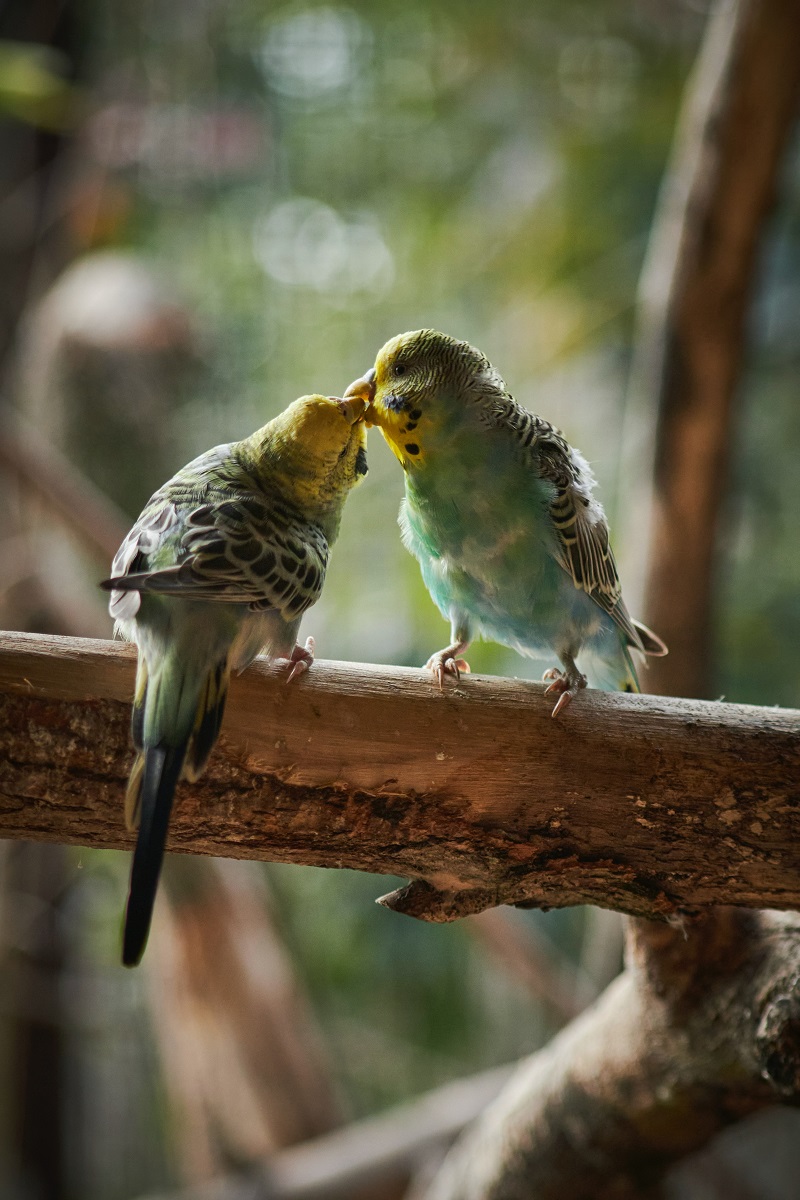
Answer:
[466, 910, 597, 1021]
[0, 406, 129, 561]
[147, 860, 343, 1185]
[624, 0, 800, 697]
[138, 1064, 513, 1200]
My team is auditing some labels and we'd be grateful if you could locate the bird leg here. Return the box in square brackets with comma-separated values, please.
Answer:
[542, 654, 587, 718]
[284, 636, 315, 684]
[426, 640, 471, 690]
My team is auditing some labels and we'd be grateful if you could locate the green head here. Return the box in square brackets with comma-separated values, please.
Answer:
[346, 329, 507, 470]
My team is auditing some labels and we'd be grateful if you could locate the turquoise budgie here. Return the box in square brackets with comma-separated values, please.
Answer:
[102, 393, 368, 966]
[345, 330, 665, 715]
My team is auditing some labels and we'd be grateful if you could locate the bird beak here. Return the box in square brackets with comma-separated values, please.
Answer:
[343, 368, 376, 406]
[335, 395, 368, 424]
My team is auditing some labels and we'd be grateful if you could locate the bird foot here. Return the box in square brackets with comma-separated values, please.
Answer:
[542, 666, 587, 718]
[426, 647, 471, 690]
[285, 636, 315, 683]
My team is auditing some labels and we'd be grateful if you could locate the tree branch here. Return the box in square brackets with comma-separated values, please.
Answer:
[625, 0, 800, 696]
[139, 1065, 513, 1200]
[421, 910, 800, 1200]
[0, 406, 129, 563]
[146, 860, 344, 1184]
[1, 631, 798, 923]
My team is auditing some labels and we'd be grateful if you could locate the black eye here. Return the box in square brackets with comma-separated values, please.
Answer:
[393, 363, 407, 377]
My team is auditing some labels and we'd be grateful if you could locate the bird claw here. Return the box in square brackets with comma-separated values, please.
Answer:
[285, 636, 315, 684]
[426, 651, 471, 690]
[542, 666, 587, 718]
[550, 688, 576, 718]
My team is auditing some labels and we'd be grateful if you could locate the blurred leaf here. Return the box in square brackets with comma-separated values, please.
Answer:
[0, 40, 79, 130]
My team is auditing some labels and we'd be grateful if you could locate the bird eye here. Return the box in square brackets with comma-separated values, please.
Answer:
[393, 363, 407, 377]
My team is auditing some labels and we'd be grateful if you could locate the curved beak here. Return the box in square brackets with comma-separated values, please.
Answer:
[335, 394, 368, 424]
[343, 367, 376, 408]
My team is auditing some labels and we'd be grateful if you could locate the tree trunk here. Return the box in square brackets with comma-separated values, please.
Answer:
[625, 0, 800, 698]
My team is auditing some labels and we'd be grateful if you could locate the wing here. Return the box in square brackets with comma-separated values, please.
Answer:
[484, 396, 644, 650]
[106, 501, 181, 624]
[104, 478, 328, 625]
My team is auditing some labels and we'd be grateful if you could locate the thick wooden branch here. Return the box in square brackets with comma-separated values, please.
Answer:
[422, 910, 800, 1200]
[1, 632, 798, 923]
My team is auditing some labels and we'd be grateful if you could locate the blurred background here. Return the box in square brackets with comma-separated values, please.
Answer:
[0, 1, 798, 1198]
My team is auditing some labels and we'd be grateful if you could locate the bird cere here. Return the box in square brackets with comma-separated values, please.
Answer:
[107, 330, 664, 965]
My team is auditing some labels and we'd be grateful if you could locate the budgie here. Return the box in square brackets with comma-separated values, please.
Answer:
[345, 329, 665, 716]
[102, 393, 368, 966]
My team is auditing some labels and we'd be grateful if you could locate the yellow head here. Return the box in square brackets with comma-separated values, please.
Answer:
[345, 329, 502, 470]
[246, 393, 367, 517]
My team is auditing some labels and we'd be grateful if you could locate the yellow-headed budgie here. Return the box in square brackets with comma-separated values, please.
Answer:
[102, 393, 367, 965]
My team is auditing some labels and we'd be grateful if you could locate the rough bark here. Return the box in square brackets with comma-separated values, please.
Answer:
[625, 0, 800, 696]
[0, 632, 798, 924]
[421, 910, 800, 1200]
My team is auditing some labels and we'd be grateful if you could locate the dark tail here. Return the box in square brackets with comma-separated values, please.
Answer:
[632, 619, 668, 657]
[122, 744, 186, 967]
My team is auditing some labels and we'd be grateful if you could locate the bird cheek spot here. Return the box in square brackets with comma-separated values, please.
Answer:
[385, 392, 412, 414]
[405, 443, 420, 456]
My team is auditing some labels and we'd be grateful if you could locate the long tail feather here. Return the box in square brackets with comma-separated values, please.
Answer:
[124, 753, 145, 830]
[121, 651, 230, 966]
[632, 619, 668, 657]
[130, 658, 148, 753]
[184, 660, 230, 782]
[123, 744, 186, 967]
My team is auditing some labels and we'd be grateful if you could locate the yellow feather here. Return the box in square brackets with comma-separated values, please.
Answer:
[125, 754, 144, 831]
